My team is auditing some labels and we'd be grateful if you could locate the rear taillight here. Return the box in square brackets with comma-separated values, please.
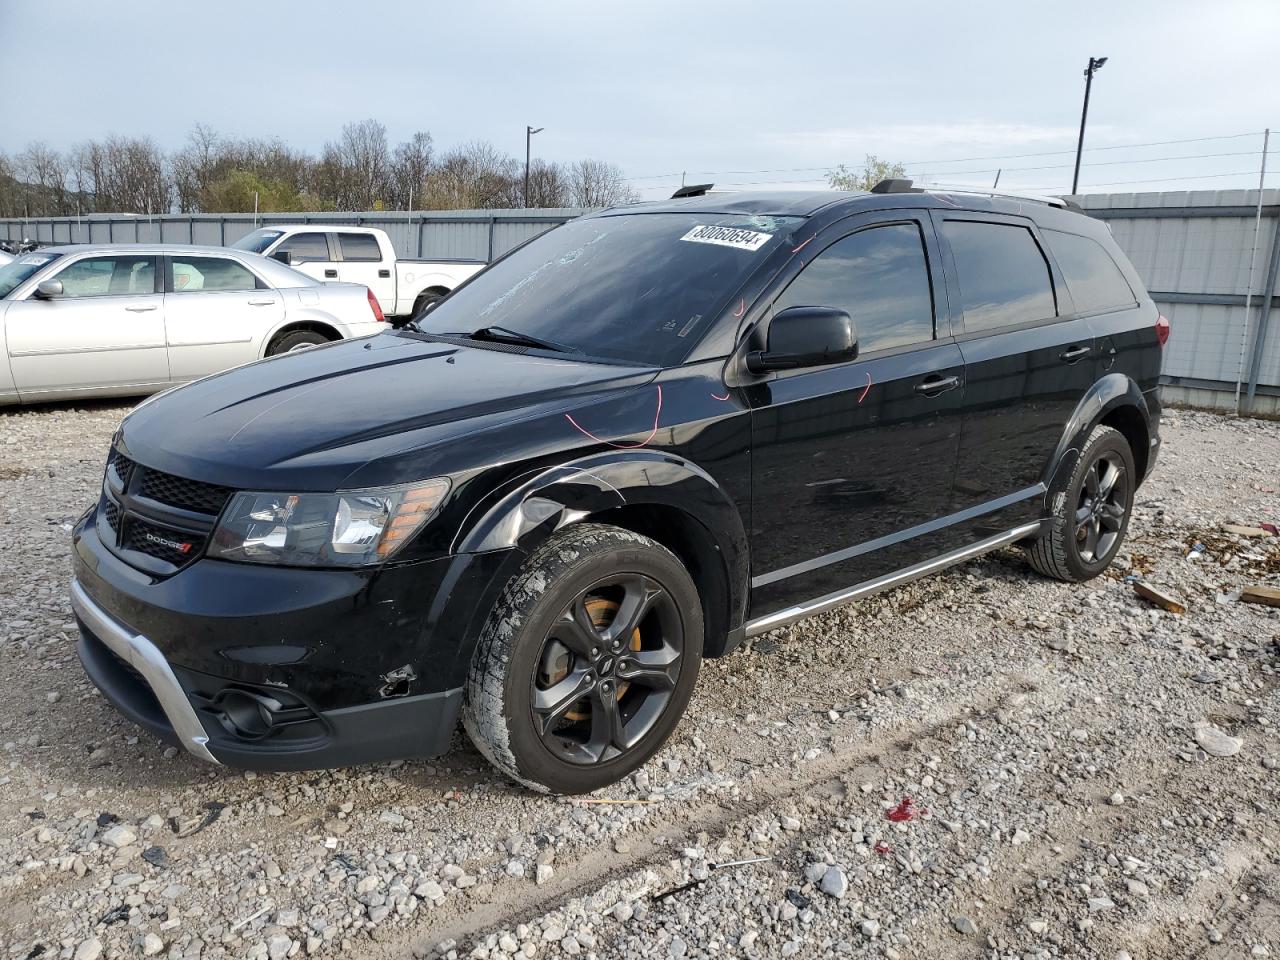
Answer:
[367, 288, 386, 323]
[1155, 313, 1170, 347]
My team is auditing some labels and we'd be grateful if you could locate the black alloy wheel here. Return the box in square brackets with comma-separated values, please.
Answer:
[1026, 425, 1136, 582]
[531, 574, 684, 766]
[462, 524, 703, 794]
[1074, 453, 1127, 564]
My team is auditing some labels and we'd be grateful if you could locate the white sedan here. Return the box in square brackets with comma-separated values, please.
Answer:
[0, 244, 388, 405]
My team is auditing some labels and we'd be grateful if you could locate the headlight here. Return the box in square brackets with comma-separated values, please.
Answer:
[209, 479, 450, 567]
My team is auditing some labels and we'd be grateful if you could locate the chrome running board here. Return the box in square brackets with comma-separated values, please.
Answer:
[744, 521, 1042, 638]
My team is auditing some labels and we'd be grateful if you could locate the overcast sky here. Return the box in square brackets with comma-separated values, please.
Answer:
[2, 0, 1277, 200]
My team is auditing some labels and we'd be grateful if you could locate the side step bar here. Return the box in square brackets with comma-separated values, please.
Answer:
[743, 521, 1043, 638]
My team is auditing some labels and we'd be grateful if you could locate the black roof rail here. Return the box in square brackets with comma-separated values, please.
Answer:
[870, 178, 918, 194]
[671, 183, 714, 199]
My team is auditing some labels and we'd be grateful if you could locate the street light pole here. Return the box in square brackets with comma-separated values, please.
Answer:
[1072, 56, 1108, 195]
[524, 125, 544, 208]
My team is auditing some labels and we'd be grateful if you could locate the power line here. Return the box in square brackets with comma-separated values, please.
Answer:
[625, 130, 1267, 183]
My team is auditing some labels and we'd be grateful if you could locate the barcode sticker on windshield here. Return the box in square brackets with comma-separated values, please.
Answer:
[679, 225, 773, 252]
[19, 255, 51, 266]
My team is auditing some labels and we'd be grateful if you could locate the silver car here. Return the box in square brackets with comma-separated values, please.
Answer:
[0, 244, 388, 405]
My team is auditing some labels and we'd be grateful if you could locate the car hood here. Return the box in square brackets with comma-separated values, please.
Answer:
[119, 332, 659, 490]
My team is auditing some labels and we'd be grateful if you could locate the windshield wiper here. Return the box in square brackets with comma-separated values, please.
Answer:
[466, 325, 580, 354]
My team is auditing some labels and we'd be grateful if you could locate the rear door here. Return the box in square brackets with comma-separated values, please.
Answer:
[934, 212, 1095, 522]
[747, 213, 966, 615]
[335, 232, 395, 312]
[163, 254, 283, 381]
[5, 252, 168, 398]
[275, 231, 339, 284]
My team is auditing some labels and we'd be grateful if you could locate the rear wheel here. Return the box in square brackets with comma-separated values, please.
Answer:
[1027, 425, 1135, 582]
[462, 524, 703, 794]
[412, 291, 445, 320]
[267, 330, 329, 355]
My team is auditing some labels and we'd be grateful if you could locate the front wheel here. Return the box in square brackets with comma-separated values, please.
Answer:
[1027, 425, 1135, 582]
[462, 524, 703, 794]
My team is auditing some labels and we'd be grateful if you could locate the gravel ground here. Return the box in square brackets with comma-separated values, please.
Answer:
[0, 401, 1277, 960]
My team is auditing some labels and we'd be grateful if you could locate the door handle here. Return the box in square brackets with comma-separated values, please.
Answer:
[914, 374, 960, 396]
[324, 269, 338, 278]
[248, 299, 277, 306]
[377, 269, 391, 278]
[125, 305, 158, 312]
[1059, 345, 1092, 363]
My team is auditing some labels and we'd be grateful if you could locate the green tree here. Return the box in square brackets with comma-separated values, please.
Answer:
[827, 155, 907, 192]
[199, 170, 333, 213]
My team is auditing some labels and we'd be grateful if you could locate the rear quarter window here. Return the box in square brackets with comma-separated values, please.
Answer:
[1043, 228, 1136, 315]
[942, 220, 1056, 332]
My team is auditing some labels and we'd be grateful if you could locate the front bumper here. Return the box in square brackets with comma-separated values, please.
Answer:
[71, 504, 516, 771]
[73, 578, 464, 770]
[72, 579, 217, 763]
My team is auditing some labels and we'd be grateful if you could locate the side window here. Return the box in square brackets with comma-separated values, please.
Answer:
[1043, 229, 1136, 315]
[277, 232, 331, 264]
[54, 255, 155, 298]
[171, 257, 259, 293]
[337, 233, 382, 262]
[772, 222, 934, 353]
[942, 220, 1056, 332]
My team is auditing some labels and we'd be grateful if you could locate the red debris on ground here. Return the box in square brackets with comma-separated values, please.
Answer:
[886, 796, 928, 822]
[1262, 522, 1278, 536]
[874, 840, 894, 857]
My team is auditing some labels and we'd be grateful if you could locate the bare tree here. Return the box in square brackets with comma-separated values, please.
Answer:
[319, 119, 392, 209]
[389, 131, 434, 209]
[422, 141, 521, 210]
[16, 142, 70, 216]
[525, 159, 571, 208]
[567, 159, 639, 207]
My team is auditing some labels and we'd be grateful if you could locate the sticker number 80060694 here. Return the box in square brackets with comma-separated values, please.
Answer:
[679, 225, 773, 252]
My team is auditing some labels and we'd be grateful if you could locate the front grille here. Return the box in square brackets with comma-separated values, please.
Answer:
[106, 449, 135, 489]
[139, 469, 232, 516]
[124, 519, 204, 566]
[103, 500, 121, 535]
[99, 446, 233, 575]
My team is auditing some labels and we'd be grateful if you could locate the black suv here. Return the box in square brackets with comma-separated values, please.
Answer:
[72, 183, 1164, 793]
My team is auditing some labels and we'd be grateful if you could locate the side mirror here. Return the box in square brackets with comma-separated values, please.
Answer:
[746, 305, 857, 374]
[35, 279, 64, 299]
[271, 250, 293, 266]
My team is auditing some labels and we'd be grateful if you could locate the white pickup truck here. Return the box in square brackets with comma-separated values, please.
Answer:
[232, 225, 484, 323]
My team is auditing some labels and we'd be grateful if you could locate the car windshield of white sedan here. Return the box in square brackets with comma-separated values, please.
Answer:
[0, 252, 63, 299]
[414, 213, 802, 366]
[231, 229, 284, 254]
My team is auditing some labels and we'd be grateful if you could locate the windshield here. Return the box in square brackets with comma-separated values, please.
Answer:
[231, 229, 284, 254]
[415, 213, 802, 366]
[0, 252, 63, 299]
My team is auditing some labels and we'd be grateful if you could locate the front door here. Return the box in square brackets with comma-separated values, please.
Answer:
[163, 254, 284, 381]
[5, 253, 168, 399]
[335, 232, 396, 312]
[747, 215, 966, 617]
[275, 231, 339, 284]
[933, 212, 1098, 523]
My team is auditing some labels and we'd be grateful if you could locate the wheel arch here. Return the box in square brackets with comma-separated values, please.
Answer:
[1045, 373, 1153, 498]
[453, 451, 750, 659]
[263, 320, 342, 356]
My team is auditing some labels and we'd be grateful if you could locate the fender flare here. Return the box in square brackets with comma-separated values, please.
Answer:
[1044, 373, 1152, 500]
[452, 449, 750, 650]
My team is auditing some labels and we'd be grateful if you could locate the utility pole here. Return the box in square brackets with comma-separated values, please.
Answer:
[524, 125, 544, 208]
[1072, 56, 1108, 195]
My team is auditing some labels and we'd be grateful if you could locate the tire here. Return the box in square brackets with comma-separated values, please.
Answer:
[1027, 425, 1136, 582]
[412, 292, 443, 319]
[462, 523, 704, 794]
[267, 330, 330, 356]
